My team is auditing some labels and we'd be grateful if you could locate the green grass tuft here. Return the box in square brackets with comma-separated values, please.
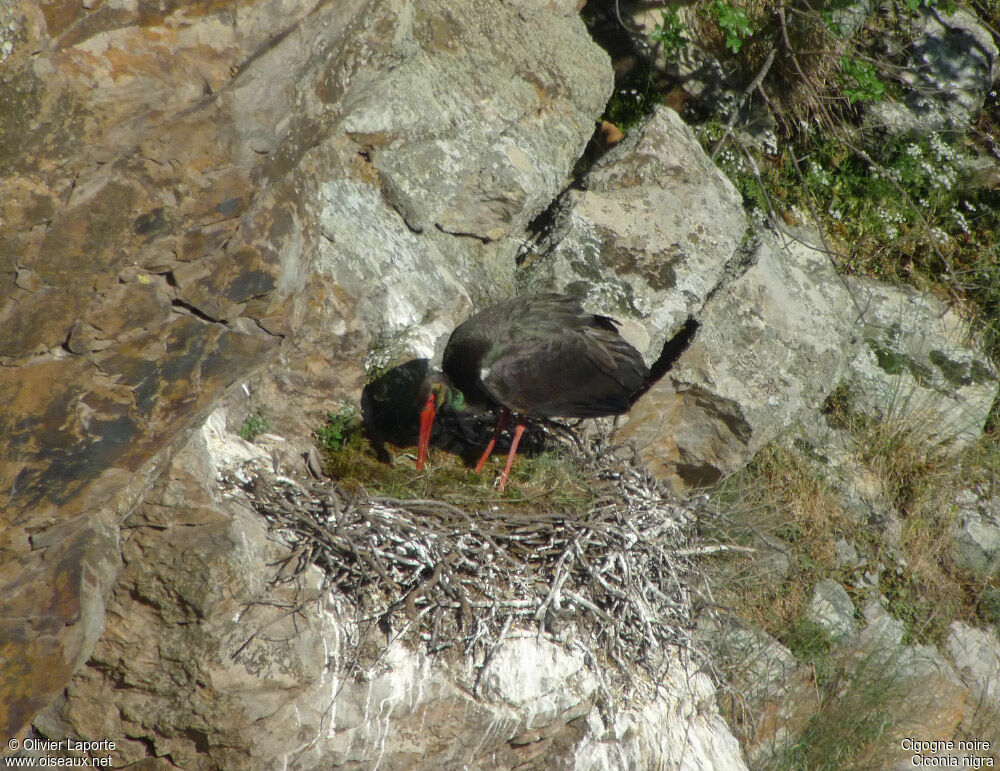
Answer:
[316, 410, 598, 515]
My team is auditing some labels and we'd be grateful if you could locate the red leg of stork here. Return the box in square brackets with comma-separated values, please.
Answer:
[474, 408, 511, 473]
[497, 420, 526, 493]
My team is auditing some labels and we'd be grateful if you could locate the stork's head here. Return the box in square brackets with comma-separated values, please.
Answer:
[416, 374, 465, 470]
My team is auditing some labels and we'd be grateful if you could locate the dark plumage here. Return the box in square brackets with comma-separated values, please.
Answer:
[443, 294, 647, 416]
[417, 294, 648, 491]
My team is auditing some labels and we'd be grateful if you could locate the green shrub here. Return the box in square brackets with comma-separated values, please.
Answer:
[838, 57, 884, 104]
[239, 410, 269, 442]
[708, 0, 752, 54]
[316, 406, 359, 454]
[650, 5, 688, 61]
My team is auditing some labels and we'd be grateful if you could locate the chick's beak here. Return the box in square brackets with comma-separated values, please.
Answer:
[416, 391, 437, 471]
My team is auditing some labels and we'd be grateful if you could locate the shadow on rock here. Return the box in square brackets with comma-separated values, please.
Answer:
[361, 359, 553, 466]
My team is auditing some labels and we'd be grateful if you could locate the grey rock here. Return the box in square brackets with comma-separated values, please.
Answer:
[951, 493, 1000, 576]
[958, 154, 1000, 193]
[834, 539, 862, 569]
[946, 621, 1000, 707]
[857, 600, 905, 655]
[621, 227, 856, 490]
[315, 178, 473, 361]
[723, 627, 800, 707]
[807, 579, 857, 640]
[476, 635, 598, 726]
[520, 105, 746, 363]
[760, 547, 793, 582]
[843, 277, 997, 449]
[873, 508, 904, 550]
[575, 651, 748, 770]
[344, 0, 612, 241]
[34, 420, 345, 768]
[855, 568, 882, 594]
[891, 642, 963, 684]
[870, 9, 998, 131]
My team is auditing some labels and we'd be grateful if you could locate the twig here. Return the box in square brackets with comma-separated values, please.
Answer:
[675, 543, 759, 557]
[710, 48, 776, 162]
[219, 441, 702, 703]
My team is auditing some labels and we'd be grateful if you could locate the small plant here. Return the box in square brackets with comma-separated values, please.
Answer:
[710, 0, 752, 54]
[316, 406, 359, 454]
[976, 587, 1000, 626]
[821, 383, 860, 432]
[899, 0, 956, 12]
[239, 410, 269, 442]
[838, 57, 885, 104]
[603, 68, 660, 132]
[879, 566, 929, 644]
[780, 617, 834, 668]
[650, 6, 688, 61]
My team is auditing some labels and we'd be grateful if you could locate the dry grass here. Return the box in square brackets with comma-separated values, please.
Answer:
[683, 0, 877, 132]
[321, 414, 600, 516]
[699, 444, 848, 639]
[831, 392, 993, 643]
[699, 395, 1000, 765]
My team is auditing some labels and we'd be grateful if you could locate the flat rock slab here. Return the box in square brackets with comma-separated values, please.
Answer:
[621, 228, 856, 490]
[807, 579, 857, 640]
[951, 491, 1000, 577]
[946, 621, 1000, 712]
[520, 105, 747, 362]
[348, 0, 612, 241]
[841, 276, 997, 449]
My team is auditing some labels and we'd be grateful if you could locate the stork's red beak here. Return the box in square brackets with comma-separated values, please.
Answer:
[416, 392, 436, 470]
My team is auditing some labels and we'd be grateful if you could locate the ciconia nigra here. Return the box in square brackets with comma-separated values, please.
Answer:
[416, 293, 649, 492]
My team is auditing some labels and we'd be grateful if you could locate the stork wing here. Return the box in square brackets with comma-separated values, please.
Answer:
[481, 328, 648, 418]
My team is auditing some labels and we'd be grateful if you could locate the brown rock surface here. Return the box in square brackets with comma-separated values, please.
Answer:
[33, 434, 344, 767]
[1, 0, 614, 745]
[0, 0, 376, 735]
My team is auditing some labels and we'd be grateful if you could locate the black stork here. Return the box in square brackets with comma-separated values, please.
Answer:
[416, 293, 649, 492]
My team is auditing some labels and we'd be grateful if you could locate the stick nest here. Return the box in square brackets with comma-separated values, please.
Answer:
[220, 435, 701, 699]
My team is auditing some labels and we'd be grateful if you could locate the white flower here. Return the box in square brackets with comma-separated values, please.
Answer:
[951, 208, 970, 235]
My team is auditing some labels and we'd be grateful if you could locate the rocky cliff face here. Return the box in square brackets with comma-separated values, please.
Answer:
[1, 0, 605, 739]
[4, 0, 734, 764]
[3, 0, 997, 767]
[2, 0, 367, 734]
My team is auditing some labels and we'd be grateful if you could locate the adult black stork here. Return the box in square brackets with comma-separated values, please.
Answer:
[416, 293, 649, 492]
